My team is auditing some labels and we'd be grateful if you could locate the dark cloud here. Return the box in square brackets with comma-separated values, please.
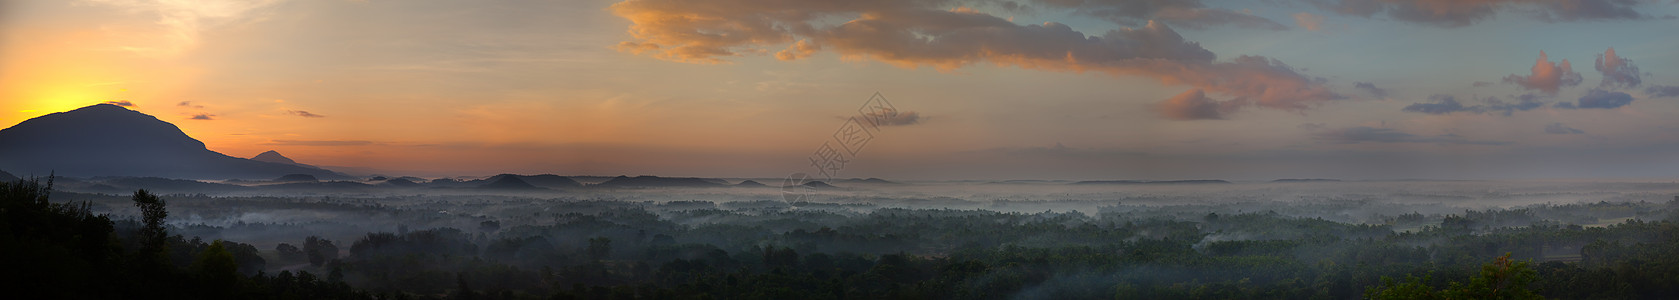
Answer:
[611, 0, 1344, 118]
[1646, 85, 1679, 98]
[287, 110, 325, 118]
[1401, 95, 1468, 114]
[178, 101, 205, 109]
[1314, 126, 1509, 145]
[102, 100, 135, 107]
[1306, 0, 1654, 27]
[1037, 0, 1289, 30]
[188, 113, 215, 120]
[1595, 47, 1641, 89]
[1503, 51, 1582, 95]
[1401, 94, 1544, 116]
[1354, 82, 1388, 98]
[1157, 89, 1242, 120]
[1555, 89, 1633, 109]
[1544, 122, 1584, 134]
[854, 109, 923, 126]
[264, 140, 374, 146]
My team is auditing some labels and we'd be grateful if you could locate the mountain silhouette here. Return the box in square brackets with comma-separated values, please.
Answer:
[478, 175, 544, 190]
[733, 180, 768, 187]
[273, 174, 320, 182]
[379, 178, 421, 187]
[837, 177, 900, 185]
[0, 169, 16, 182]
[0, 104, 350, 180]
[594, 175, 725, 188]
[251, 150, 299, 164]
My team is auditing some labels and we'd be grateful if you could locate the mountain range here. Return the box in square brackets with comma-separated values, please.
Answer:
[0, 104, 349, 180]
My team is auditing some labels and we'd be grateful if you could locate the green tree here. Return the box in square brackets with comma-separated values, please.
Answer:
[1445, 253, 1542, 300]
[193, 240, 239, 298]
[132, 189, 169, 261]
[588, 237, 612, 261]
[304, 236, 339, 267]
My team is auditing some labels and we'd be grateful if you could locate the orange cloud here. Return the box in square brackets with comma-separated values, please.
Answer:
[1157, 89, 1242, 120]
[1293, 12, 1324, 31]
[1502, 51, 1582, 95]
[609, 0, 1343, 119]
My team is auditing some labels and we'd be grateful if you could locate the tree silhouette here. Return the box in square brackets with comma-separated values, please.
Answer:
[304, 236, 339, 267]
[588, 237, 612, 261]
[193, 240, 239, 298]
[132, 189, 169, 262]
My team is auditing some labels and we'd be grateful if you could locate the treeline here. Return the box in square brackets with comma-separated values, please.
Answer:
[1, 177, 371, 299]
[12, 176, 1679, 299]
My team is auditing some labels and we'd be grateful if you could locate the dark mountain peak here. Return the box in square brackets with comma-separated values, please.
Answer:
[596, 175, 725, 188]
[519, 174, 581, 189]
[479, 175, 543, 190]
[734, 180, 767, 187]
[274, 174, 319, 182]
[802, 181, 838, 189]
[251, 150, 298, 164]
[0, 169, 16, 182]
[840, 177, 899, 184]
[381, 178, 420, 187]
[0, 104, 348, 180]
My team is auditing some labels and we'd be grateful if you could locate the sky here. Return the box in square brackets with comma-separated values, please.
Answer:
[3, 0, 1679, 181]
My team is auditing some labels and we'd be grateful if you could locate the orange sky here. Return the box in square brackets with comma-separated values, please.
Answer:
[5, 0, 1679, 180]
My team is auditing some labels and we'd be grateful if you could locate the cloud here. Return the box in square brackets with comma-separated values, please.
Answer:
[1472, 81, 1493, 87]
[1038, 0, 1289, 30]
[1594, 47, 1641, 89]
[1502, 51, 1582, 95]
[1156, 89, 1241, 120]
[775, 39, 820, 61]
[1544, 122, 1584, 134]
[102, 100, 135, 107]
[188, 113, 215, 120]
[287, 110, 325, 118]
[855, 109, 923, 126]
[1401, 94, 1543, 116]
[1305, 0, 1653, 27]
[1293, 12, 1325, 31]
[1314, 126, 1509, 145]
[82, 0, 284, 54]
[1354, 82, 1388, 98]
[610, 0, 1343, 117]
[1646, 85, 1679, 98]
[1555, 89, 1633, 109]
[178, 101, 205, 109]
[264, 140, 373, 146]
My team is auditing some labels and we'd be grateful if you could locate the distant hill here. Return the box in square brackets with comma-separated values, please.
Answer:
[380, 178, 421, 187]
[802, 181, 839, 189]
[478, 175, 544, 190]
[97, 177, 251, 194]
[837, 178, 900, 185]
[1272, 178, 1341, 183]
[0, 169, 15, 182]
[0, 104, 350, 180]
[594, 175, 725, 188]
[489, 174, 580, 189]
[251, 150, 298, 164]
[734, 180, 768, 187]
[274, 174, 320, 182]
[1070, 180, 1231, 185]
